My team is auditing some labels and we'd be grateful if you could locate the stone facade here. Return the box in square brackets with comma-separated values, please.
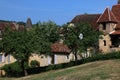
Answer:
[97, 3, 120, 53]
[0, 53, 16, 67]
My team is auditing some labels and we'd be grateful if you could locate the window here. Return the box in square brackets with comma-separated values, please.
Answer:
[0, 30, 2, 38]
[0, 54, 2, 62]
[103, 23, 106, 30]
[66, 55, 69, 60]
[2, 54, 5, 62]
[8, 54, 10, 64]
[103, 40, 106, 46]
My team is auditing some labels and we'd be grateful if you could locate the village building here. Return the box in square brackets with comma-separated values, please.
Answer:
[1, 1, 120, 67]
[71, 1, 120, 53]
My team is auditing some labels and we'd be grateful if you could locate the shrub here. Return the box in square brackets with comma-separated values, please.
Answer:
[1, 61, 23, 77]
[45, 65, 55, 71]
[30, 60, 40, 68]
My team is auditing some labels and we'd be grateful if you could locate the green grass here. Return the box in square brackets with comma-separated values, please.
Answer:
[1, 59, 120, 80]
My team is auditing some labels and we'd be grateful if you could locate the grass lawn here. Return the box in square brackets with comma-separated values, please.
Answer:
[1, 59, 120, 80]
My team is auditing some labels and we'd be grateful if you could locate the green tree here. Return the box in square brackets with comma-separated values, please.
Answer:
[0, 21, 60, 76]
[62, 23, 99, 60]
[0, 28, 34, 76]
[17, 21, 26, 26]
[32, 21, 60, 55]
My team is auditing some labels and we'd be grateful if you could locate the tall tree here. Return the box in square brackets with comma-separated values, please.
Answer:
[62, 23, 99, 60]
[0, 28, 33, 76]
[32, 21, 60, 55]
[0, 21, 60, 76]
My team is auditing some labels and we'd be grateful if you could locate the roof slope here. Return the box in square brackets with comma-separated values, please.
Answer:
[51, 42, 71, 53]
[97, 8, 118, 23]
[71, 14, 101, 29]
[112, 4, 120, 21]
[112, 4, 120, 29]
[0, 22, 16, 30]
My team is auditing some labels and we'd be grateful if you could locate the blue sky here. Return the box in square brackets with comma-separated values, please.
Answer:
[0, 0, 117, 25]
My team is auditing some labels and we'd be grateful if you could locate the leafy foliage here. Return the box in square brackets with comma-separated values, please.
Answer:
[30, 60, 40, 68]
[1, 61, 23, 77]
[0, 21, 60, 76]
[62, 23, 99, 59]
[0, 28, 34, 75]
[17, 21, 26, 26]
[32, 21, 60, 55]
[1, 29, 33, 61]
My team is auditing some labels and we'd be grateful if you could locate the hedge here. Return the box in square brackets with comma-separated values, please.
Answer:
[27, 51, 120, 75]
[1, 51, 120, 77]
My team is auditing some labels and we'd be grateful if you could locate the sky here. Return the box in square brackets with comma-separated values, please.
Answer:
[0, 0, 118, 25]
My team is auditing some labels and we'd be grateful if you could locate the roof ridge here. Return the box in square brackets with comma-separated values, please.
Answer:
[110, 9, 118, 22]
[108, 8, 111, 21]
[76, 14, 101, 17]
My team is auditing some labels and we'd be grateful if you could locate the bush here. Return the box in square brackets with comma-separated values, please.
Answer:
[45, 65, 55, 71]
[1, 61, 23, 77]
[27, 51, 120, 75]
[82, 51, 120, 63]
[30, 60, 40, 68]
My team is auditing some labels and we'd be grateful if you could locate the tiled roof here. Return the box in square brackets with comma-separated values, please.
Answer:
[97, 8, 118, 23]
[71, 14, 101, 30]
[112, 4, 120, 21]
[111, 4, 120, 30]
[0, 22, 16, 30]
[51, 42, 71, 53]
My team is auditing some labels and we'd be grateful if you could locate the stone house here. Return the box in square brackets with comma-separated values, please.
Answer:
[70, 1, 120, 53]
[97, 2, 120, 53]
[29, 41, 75, 67]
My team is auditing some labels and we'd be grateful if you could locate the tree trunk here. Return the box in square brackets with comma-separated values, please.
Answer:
[75, 52, 77, 61]
[21, 60, 28, 76]
[84, 49, 87, 58]
[74, 50, 78, 61]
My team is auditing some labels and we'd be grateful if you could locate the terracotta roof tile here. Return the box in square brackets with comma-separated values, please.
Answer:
[0, 22, 16, 30]
[112, 4, 120, 21]
[51, 42, 71, 53]
[111, 4, 120, 31]
[71, 14, 101, 30]
[97, 8, 118, 23]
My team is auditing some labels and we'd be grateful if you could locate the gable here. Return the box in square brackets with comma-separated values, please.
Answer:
[97, 8, 118, 23]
